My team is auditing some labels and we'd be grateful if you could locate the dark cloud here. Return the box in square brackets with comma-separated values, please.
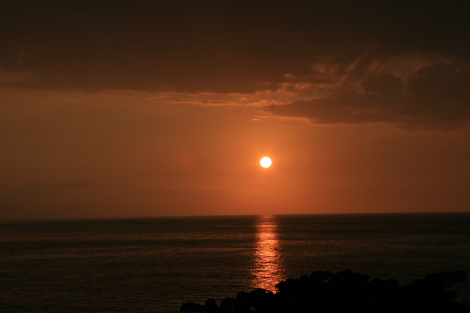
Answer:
[1, 0, 470, 127]
[1, 0, 469, 92]
[265, 62, 470, 129]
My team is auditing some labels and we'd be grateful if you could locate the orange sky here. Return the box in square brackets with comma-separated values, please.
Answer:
[1, 1, 470, 219]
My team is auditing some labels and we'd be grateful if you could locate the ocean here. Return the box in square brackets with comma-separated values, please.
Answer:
[1, 213, 469, 312]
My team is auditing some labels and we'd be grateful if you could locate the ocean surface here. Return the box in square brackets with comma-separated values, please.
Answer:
[1, 213, 469, 312]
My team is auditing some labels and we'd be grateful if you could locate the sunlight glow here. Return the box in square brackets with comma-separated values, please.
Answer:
[260, 157, 272, 168]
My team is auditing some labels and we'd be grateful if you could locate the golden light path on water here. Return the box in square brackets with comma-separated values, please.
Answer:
[251, 215, 285, 292]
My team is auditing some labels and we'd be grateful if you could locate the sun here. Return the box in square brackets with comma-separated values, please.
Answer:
[260, 157, 272, 168]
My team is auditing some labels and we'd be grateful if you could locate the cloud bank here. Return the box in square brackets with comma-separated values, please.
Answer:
[1, 0, 470, 127]
[266, 61, 470, 129]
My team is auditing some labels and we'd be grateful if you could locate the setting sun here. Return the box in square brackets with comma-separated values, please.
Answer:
[260, 157, 272, 168]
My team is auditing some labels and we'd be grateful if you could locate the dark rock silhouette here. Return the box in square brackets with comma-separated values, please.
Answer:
[180, 269, 470, 313]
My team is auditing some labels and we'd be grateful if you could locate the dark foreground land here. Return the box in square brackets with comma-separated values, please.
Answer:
[181, 270, 470, 313]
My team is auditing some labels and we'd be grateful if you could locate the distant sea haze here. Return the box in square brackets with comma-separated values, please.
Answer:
[1, 213, 469, 313]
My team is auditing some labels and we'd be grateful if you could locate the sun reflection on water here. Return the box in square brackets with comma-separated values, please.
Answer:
[251, 215, 285, 292]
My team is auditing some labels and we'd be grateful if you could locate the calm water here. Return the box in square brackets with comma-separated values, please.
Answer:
[1, 213, 469, 312]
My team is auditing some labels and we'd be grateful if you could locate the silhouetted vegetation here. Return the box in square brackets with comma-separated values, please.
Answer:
[181, 270, 470, 313]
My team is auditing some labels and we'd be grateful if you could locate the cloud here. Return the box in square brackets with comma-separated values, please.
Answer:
[1, 0, 470, 128]
[1, 0, 469, 93]
[265, 61, 470, 129]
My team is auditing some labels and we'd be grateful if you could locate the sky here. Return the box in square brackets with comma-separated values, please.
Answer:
[1, 0, 470, 219]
